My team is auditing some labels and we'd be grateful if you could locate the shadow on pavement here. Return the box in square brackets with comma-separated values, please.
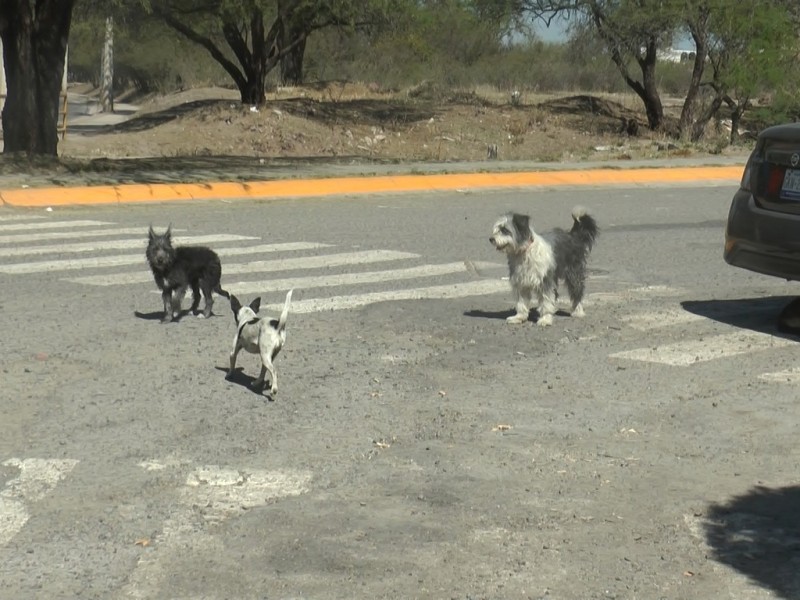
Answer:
[214, 366, 273, 399]
[704, 485, 800, 599]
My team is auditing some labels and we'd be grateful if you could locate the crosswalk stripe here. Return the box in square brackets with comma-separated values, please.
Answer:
[225, 261, 494, 295]
[264, 279, 507, 313]
[0, 227, 186, 245]
[758, 367, 800, 383]
[65, 249, 418, 285]
[0, 219, 112, 232]
[0, 215, 46, 222]
[0, 233, 282, 258]
[0, 458, 79, 546]
[620, 309, 704, 331]
[224, 250, 418, 274]
[121, 464, 311, 598]
[0, 233, 255, 257]
[0, 235, 296, 274]
[609, 330, 793, 366]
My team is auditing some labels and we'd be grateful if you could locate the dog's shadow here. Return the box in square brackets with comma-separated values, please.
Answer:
[134, 310, 221, 322]
[214, 366, 275, 400]
[134, 310, 170, 321]
[464, 308, 571, 321]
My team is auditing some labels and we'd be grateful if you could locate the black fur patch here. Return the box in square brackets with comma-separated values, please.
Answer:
[511, 213, 532, 246]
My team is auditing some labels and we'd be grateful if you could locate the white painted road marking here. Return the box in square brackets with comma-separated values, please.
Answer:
[121, 464, 311, 598]
[0, 215, 46, 222]
[0, 227, 185, 245]
[0, 237, 326, 259]
[65, 249, 418, 285]
[221, 261, 495, 295]
[265, 279, 508, 313]
[259, 282, 687, 316]
[0, 457, 79, 546]
[609, 331, 794, 366]
[758, 367, 800, 383]
[620, 309, 705, 331]
[0, 235, 274, 274]
[0, 219, 112, 232]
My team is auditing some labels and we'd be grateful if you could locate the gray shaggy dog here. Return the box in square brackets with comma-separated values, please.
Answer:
[146, 225, 230, 323]
[489, 206, 598, 326]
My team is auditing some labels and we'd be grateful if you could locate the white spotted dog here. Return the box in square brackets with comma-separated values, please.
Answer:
[489, 206, 598, 326]
[227, 290, 293, 395]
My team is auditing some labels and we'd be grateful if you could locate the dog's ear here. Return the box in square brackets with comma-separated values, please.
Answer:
[230, 295, 242, 317]
[165, 224, 172, 239]
[148, 226, 156, 241]
[511, 213, 532, 245]
[249, 297, 261, 314]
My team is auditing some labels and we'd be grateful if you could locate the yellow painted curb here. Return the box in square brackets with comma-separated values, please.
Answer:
[0, 166, 743, 208]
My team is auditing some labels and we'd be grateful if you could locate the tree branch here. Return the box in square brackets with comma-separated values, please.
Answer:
[153, 8, 246, 90]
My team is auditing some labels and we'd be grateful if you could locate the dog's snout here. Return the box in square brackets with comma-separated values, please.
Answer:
[489, 237, 495, 244]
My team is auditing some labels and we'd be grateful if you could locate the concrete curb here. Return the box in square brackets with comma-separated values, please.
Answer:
[0, 165, 743, 208]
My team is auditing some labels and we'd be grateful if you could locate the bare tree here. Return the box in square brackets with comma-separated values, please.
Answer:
[518, 0, 682, 132]
[146, 0, 394, 104]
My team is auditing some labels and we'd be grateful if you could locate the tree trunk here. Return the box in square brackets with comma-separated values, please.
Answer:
[100, 16, 114, 113]
[636, 40, 664, 131]
[239, 79, 266, 105]
[588, 4, 664, 132]
[0, 0, 75, 155]
[221, 9, 270, 106]
[729, 108, 742, 144]
[691, 94, 724, 142]
[679, 9, 710, 140]
[280, 31, 306, 85]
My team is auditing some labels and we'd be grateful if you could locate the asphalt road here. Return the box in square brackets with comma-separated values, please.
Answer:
[1, 183, 799, 599]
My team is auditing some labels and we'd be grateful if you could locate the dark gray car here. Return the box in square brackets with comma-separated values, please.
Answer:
[725, 123, 800, 280]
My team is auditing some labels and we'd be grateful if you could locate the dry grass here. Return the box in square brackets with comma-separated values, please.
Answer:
[58, 81, 752, 165]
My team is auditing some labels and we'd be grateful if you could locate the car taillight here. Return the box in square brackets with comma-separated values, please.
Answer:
[766, 164, 786, 196]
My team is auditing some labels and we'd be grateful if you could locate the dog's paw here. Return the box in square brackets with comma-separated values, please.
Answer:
[572, 304, 586, 318]
[536, 314, 554, 326]
[196, 313, 206, 319]
[225, 371, 235, 380]
[506, 314, 528, 324]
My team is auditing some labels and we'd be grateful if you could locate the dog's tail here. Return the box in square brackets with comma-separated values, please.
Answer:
[215, 284, 231, 299]
[277, 289, 293, 333]
[570, 205, 599, 252]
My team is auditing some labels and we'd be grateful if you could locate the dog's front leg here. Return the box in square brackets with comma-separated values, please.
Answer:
[161, 290, 173, 323]
[170, 286, 186, 320]
[190, 282, 201, 315]
[506, 289, 530, 324]
[536, 288, 557, 326]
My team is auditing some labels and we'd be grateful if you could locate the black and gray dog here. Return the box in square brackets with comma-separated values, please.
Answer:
[490, 206, 599, 326]
[146, 225, 230, 323]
